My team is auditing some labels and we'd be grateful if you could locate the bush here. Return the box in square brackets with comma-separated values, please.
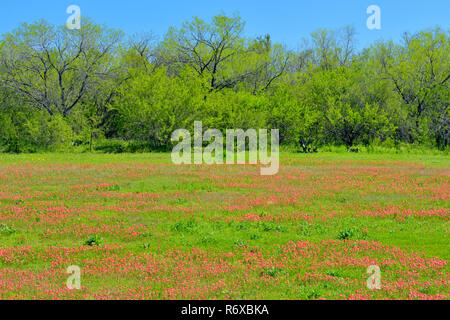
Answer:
[84, 235, 103, 246]
[337, 228, 355, 240]
[0, 223, 16, 235]
[94, 139, 128, 153]
[298, 138, 318, 153]
[262, 267, 287, 278]
[0, 111, 74, 152]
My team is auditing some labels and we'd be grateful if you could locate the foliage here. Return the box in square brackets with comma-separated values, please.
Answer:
[0, 16, 448, 152]
[84, 235, 103, 246]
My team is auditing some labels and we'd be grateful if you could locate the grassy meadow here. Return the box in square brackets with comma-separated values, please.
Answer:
[0, 152, 448, 299]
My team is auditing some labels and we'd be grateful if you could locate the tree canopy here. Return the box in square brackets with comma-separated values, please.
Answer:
[0, 14, 448, 152]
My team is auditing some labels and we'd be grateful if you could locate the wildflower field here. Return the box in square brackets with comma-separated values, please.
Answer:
[0, 152, 448, 300]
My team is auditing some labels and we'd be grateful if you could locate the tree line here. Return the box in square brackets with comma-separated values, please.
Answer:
[0, 14, 448, 153]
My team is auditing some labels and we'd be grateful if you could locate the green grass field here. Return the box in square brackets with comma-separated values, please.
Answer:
[0, 152, 448, 299]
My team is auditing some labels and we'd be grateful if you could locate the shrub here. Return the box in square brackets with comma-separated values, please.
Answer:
[94, 139, 127, 153]
[84, 235, 103, 246]
[337, 228, 355, 240]
[0, 223, 16, 235]
[298, 138, 318, 153]
[171, 220, 196, 233]
[262, 267, 287, 278]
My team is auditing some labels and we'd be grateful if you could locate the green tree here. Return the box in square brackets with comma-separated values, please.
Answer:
[0, 18, 123, 117]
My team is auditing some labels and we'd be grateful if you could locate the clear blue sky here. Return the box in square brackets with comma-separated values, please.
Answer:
[0, 0, 448, 49]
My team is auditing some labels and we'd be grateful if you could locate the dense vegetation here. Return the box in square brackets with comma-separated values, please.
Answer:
[0, 14, 448, 153]
[0, 152, 448, 299]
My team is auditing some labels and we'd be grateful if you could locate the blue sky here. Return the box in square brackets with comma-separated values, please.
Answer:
[0, 0, 448, 49]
